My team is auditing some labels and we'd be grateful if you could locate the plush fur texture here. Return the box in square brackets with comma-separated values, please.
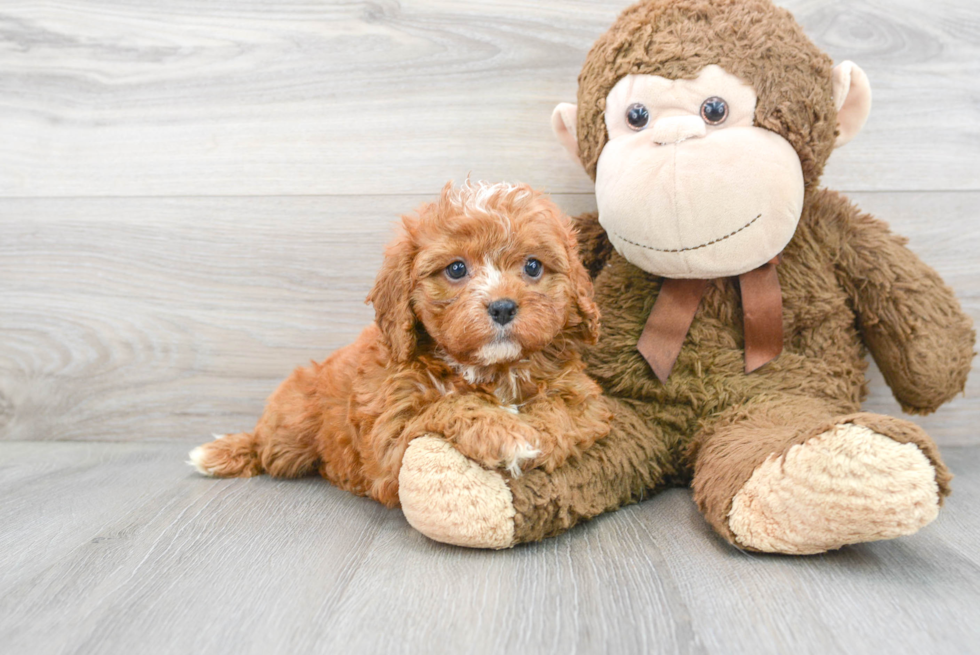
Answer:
[576, 0, 836, 189]
[190, 182, 611, 507]
[397, 0, 975, 552]
[504, 186, 972, 547]
[399, 435, 517, 548]
[727, 423, 941, 554]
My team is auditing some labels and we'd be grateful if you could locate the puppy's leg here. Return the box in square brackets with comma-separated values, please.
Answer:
[400, 395, 543, 478]
[188, 432, 263, 478]
[517, 376, 612, 473]
[189, 365, 324, 479]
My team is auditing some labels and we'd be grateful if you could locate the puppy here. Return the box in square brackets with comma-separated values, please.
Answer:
[189, 181, 611, 507]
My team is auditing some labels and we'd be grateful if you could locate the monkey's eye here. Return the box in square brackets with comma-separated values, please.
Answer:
[524, 258, 543, 279]
[626, 103, 650, 130]
[700, 97, 729, 125]
[445, 260, 468, 280]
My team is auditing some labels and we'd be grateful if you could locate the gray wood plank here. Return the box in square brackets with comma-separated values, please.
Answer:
[0, 441, 394, 655]
[0, 0, 976, 197]
[0, 441, 978, 655]
[0, 193, 980, 444]
[0, 194, 596, 443]
[1, 192, 976, 445]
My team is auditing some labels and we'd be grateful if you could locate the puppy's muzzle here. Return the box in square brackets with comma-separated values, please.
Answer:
[488, 299, 518, 326]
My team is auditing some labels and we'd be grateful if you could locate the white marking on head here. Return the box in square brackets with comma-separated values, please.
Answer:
[447, 180, 532, 234]
[472, 260, 505, 302]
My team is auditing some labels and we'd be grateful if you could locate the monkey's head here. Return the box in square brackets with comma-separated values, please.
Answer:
[552, 0, 872, 278]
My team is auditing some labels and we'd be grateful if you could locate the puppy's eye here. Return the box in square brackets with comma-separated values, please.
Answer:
[626, 103, 650, 131]
[524, 258, 543, 279]
[700, 97, 728, 125]
[445, 260, 468, 280]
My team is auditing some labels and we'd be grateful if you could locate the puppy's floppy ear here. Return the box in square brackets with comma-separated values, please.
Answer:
[565, 227, 602, 345]
[366, 222, 418, 362]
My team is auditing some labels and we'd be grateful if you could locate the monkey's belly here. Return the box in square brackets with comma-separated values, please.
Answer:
[583, 255, 867, 414]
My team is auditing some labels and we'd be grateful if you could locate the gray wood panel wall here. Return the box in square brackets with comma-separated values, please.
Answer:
[3, 4, 980, 655]
[2, 0, 978, 446]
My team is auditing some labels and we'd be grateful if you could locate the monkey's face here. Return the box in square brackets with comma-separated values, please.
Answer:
[594, 65, 804, 278]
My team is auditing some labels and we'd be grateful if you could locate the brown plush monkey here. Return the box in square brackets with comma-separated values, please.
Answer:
[396, 0, 976, 553]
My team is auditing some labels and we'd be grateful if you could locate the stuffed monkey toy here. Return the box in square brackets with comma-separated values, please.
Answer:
[396, 0, 975, 553]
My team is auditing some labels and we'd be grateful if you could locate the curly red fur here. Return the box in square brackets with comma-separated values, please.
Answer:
[190, 182, 611, 507]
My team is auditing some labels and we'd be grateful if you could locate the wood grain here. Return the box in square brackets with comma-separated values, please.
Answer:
[2, 192, 977, 445]
[0, 0, 977, 197]
[1, 2, 977, 653]
[0, 441, 978, 654]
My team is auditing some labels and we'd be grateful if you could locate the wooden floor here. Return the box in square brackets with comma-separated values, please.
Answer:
[2, 442, 980, 655]
[2, 1, 979, 653]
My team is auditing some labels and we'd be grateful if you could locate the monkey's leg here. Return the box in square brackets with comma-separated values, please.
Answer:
[398, 397, 689, 549]
[692, 396, 952, 555]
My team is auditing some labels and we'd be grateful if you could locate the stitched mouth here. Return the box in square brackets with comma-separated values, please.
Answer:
[609, 214, 761, 253]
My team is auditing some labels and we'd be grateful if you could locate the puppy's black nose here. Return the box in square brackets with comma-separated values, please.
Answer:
[488, 299, 518, 326]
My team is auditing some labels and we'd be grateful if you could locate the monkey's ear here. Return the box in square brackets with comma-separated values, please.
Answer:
[551, 103, 583, 167]
[366, 228, 418, 363]
[832, 61, 872, 149]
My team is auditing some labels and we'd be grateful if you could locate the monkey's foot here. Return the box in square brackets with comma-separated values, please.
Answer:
[399, 436, 517, 549]
[728, 423, 941, 554]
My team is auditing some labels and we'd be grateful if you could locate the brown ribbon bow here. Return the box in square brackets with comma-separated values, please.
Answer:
[637, 256, 783, 383]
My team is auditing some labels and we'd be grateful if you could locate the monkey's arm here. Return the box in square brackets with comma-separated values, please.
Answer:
[397, 393, 678, 547]
[823, 191, 975, 414]
[570, 212, 615, 279]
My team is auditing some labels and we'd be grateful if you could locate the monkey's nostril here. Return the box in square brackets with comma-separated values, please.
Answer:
[488, 299, 518, 326]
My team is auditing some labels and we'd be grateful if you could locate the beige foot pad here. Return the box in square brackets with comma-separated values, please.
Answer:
[729, 424, 941, 554]
[398, 436, 517, 549]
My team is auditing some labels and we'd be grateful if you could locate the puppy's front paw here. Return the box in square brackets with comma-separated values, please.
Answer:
[500, 440, 542, 478]
[451, 421, 543, 477]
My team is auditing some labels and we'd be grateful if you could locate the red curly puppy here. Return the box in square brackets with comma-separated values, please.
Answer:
[189, 181, 611, 507]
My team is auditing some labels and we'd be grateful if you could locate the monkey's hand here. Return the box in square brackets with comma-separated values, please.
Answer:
[827, 191, 976, 414]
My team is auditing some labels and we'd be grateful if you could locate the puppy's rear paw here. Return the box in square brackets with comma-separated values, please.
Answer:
[187, 445, 216, 476]
[187, 433, 261, 478]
